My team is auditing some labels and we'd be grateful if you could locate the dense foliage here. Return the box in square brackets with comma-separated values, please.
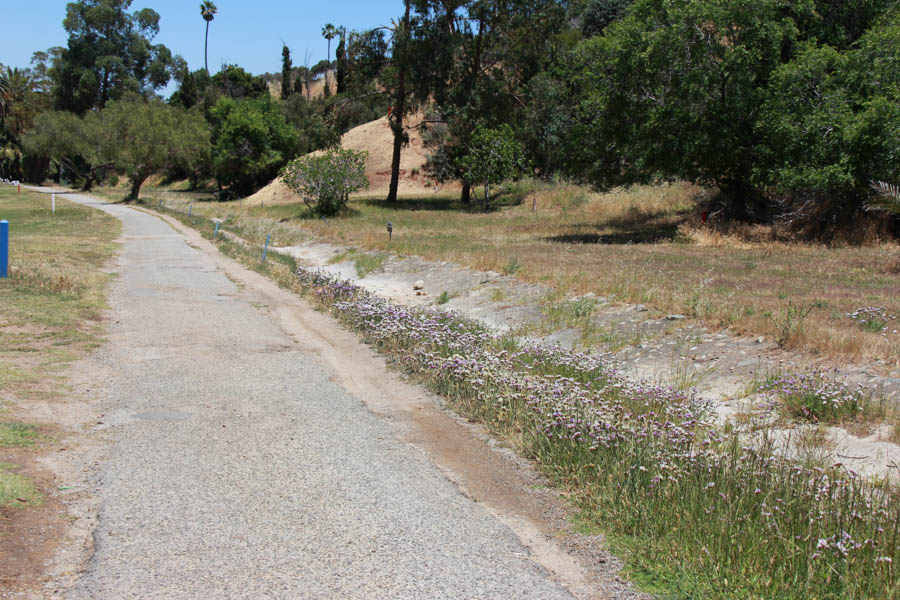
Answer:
[280, 148, 368, 216]
[459, 125, 528, 208]
[51, 0, 181, 113]
[3, 0, 899, 228]
[209, 96, 298, 197]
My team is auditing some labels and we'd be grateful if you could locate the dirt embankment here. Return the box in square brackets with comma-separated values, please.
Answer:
[249, 114, 458, 206]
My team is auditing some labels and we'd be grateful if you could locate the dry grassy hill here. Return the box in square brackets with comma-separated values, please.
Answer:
[249, 113, 458, 205]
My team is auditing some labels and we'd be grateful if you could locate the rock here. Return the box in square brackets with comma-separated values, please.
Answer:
[666, 314, 687, 321]
[756, 336, 765, 344]
[634, 304, 649, 312]
[413, 280, 425, 290]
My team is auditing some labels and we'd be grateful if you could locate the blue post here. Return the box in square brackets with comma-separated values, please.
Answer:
[0, 220, 8, 279]
[214, 221, 220, 240]
[189, 203, 193, 217]
[261, 234, 270, 263]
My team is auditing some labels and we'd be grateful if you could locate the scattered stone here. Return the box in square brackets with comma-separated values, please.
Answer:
[756, 336, 765, 344]
[665, 314, 687, 321]
[634, 304, 649, 312]
[413, 280, 425, 290]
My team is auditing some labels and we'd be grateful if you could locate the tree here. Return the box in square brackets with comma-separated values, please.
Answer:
[51, 0, 181, 113]
[170, 68, 212, 109]
[201, 1, 218, 74]
[578, 0, 633, 37]
[416, 0, 567, 203]
[335, 28, 348, 94]
[281, 94, 339, 154]
[752, 10, 900, 226]
[209, 95, 299, 196]
[281, 45, 293, 100]
[22, 110, 109, 189]
[2, 62, 53, 180]
[322, 23, 338, 93]
[211, 65, 267, 99]
[280, 148, 368, 216]
[568, 0, 814, 218]
[98, 97, 211, 199]
[458, 125, 528, 209]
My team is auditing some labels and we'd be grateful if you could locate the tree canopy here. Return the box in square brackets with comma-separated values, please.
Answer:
[51, 0, 181, 113]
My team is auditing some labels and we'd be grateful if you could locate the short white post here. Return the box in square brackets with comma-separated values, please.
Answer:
[52, 193, 56, 213]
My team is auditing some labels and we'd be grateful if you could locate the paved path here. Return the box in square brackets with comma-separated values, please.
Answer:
[55, 193, 574, 599]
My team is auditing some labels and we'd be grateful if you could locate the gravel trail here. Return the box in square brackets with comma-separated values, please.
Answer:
[53, 193, 575, 599]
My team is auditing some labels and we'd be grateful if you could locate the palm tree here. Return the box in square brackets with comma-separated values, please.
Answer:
[321, 23, 337, 93]
[0, 67, 10, 122]
[200, 1, 218, 74]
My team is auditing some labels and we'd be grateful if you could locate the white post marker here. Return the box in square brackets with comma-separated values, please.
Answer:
[52, 193, 56, 213]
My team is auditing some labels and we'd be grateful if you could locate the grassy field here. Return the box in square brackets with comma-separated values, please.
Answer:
[131, 180, 900, 368]
[0, 186, 120, 506]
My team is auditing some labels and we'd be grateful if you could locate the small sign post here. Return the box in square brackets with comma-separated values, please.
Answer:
[0, 220, 8, 278]
[52, 193, 56, 213]
[214, 221, 220, 240]
[261, 234, 270, 263]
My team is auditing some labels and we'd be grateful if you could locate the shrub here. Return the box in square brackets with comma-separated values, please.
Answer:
[280, 148, 368, 216]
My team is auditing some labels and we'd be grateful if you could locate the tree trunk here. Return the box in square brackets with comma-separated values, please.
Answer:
[386, 0, 411, 204]
[461, 182, 471, 204]
[205, 22, 210, 74]
[128, 174, 147, 201]
[483, 182, 490, 210]
[81, 174, 94, 192]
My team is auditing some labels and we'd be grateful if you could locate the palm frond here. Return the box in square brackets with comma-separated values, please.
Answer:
[866, 181, 900, 215]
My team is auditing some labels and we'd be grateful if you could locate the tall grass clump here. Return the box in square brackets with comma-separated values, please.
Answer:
[294, 266, 899, 599]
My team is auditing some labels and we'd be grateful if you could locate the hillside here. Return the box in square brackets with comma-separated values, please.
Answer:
[249, 114, 458, 205]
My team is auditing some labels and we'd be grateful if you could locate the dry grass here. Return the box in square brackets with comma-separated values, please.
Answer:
[140, 179, 900, 367]
[0, 186, 120, 408]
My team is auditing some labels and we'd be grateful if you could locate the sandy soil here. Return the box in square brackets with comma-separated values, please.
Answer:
[248, 113, 459, 206]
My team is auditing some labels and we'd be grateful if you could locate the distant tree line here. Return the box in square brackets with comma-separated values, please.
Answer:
[1, 0, 899, 234]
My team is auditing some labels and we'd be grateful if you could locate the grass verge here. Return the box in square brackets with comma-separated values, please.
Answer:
[0, 463, 40, 508]
[0, 186, 120, 506]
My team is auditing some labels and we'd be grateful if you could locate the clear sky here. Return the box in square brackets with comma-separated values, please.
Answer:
[2, 1, 404, 77]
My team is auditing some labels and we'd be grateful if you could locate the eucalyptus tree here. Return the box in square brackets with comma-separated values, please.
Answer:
[201, 1, 218, 74]
[51, 0, 182, 113]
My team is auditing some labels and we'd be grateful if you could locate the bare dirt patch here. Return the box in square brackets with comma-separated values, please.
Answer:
[0, 447, 66, 599]
[247, 113, 459, 206]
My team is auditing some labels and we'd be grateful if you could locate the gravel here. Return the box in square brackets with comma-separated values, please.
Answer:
[54, 193, 574, 599]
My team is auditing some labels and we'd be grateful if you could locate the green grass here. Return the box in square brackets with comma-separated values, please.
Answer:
[352, 253, 387, 278]
[0, 423, 40, 448]
[0, 463, 41, 508]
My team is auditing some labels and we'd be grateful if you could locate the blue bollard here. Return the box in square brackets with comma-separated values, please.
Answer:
[214, 221, 220, 240]
[261, 234, 270, 263]
[189, 203, 193, 217]
[0, 220, 8, 278]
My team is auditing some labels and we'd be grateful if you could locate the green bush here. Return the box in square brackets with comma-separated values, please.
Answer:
[280, 148, 369, 216]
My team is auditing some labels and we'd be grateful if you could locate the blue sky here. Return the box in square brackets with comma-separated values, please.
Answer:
[2, 1, 403, 76]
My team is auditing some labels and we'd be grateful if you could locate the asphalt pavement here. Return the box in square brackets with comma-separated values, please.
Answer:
[51, 192, 574, 599]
